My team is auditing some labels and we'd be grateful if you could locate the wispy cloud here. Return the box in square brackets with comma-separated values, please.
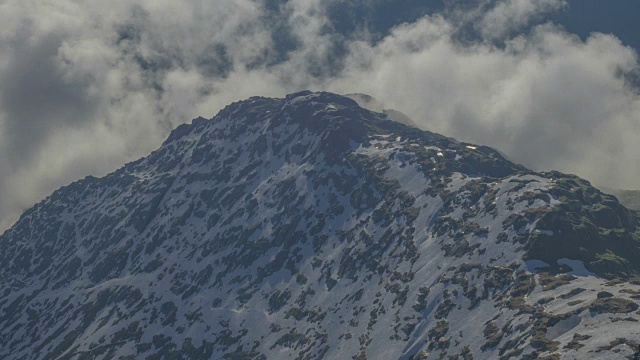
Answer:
[477, 0, 567, 39]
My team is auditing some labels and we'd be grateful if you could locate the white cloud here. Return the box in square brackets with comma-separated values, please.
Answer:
[330, 20, 640, 189]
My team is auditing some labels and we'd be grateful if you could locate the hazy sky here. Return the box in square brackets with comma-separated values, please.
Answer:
[0, 0, 639, 230]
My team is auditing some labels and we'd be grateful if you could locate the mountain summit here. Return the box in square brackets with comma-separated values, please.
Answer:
[1, 91, 640, 359]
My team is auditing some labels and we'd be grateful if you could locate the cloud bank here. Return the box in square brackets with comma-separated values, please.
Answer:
[0, 0, 639, 230]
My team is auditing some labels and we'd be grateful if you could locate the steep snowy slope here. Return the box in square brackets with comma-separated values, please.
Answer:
[1, 91, 639, 359]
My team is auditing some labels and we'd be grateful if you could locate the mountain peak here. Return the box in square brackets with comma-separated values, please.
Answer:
[1, 91, 640, 359]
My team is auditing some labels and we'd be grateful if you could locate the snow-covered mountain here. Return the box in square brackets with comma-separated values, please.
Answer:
[1, 91, 640, 359]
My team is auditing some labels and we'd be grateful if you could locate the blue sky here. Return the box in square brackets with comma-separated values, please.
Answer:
[557, 0, 640, 51]
[0, 0, 639, 230]
[320, 1, 639, 48]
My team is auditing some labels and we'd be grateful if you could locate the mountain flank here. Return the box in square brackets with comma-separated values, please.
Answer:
[1, 91, 640, 359]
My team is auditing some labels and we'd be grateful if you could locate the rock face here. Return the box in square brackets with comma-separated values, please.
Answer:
[1, 91, 640, 359]
[599, 187, 640, 212]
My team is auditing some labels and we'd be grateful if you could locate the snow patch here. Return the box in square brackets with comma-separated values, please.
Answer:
[287, 93, 319, 105]
[524, 259, 550, 272]
[545, 314, 581, 339]
[558, 258, 594, 277]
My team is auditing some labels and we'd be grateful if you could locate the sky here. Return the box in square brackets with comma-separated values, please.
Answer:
[0, 0, 639, 230]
